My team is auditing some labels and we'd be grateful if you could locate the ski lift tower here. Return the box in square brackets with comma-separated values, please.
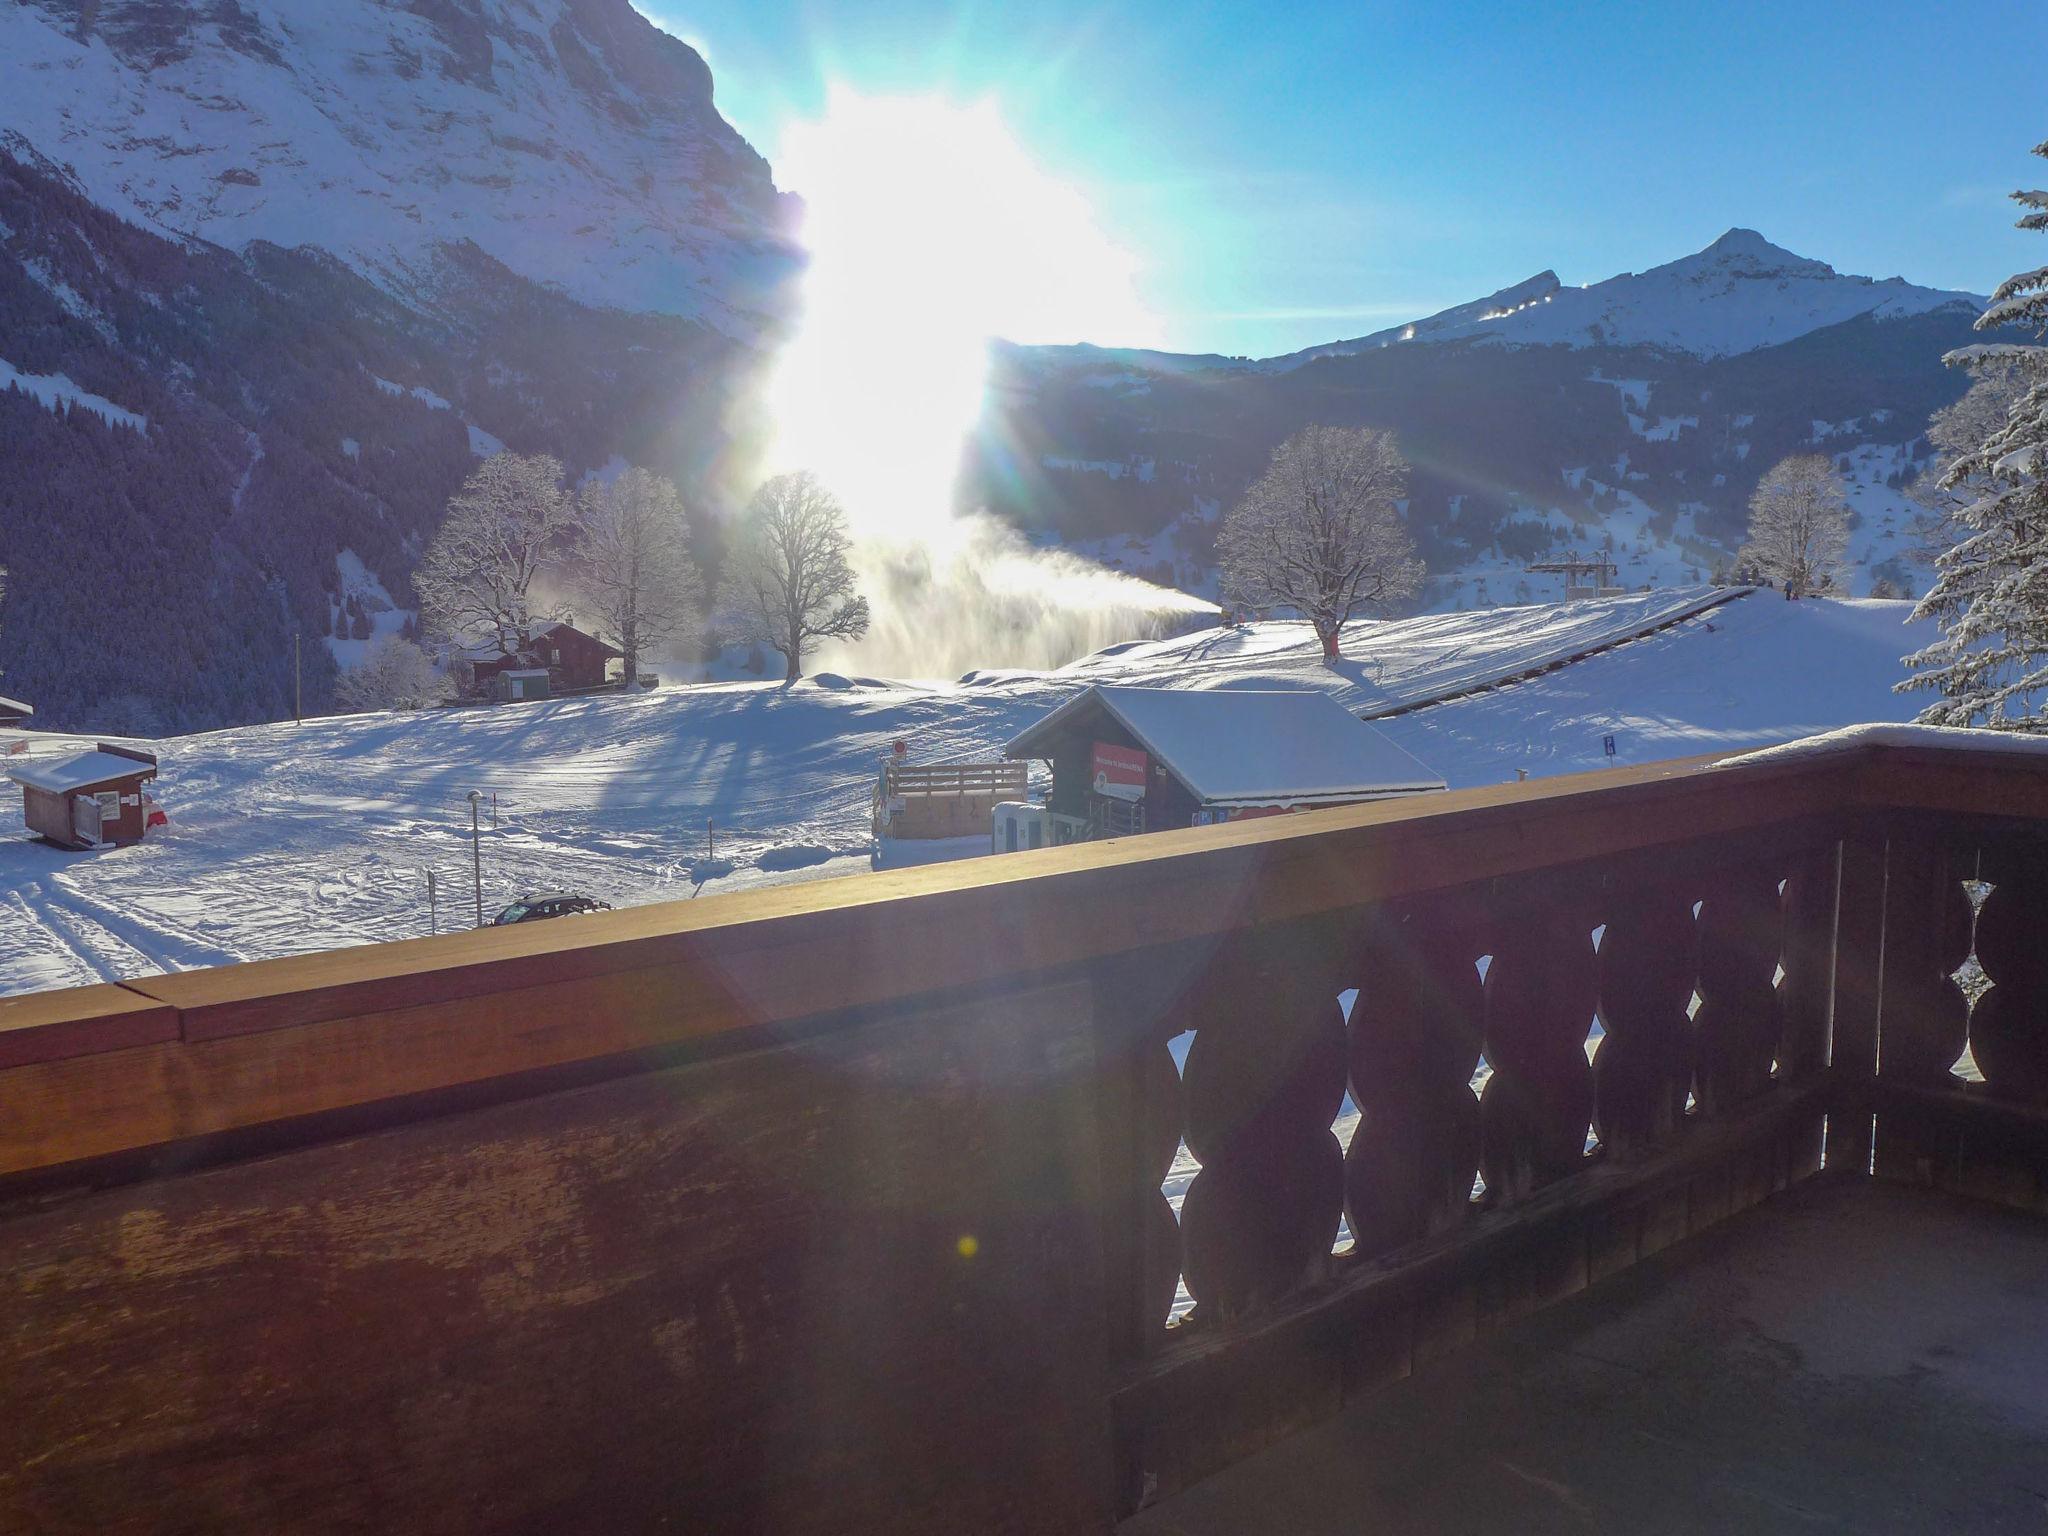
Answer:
[1529, 551, 1623, 602]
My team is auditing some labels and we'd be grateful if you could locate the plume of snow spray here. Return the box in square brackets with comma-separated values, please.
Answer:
[813, 513, 1216, 679]
[761, 92, 1205, 675]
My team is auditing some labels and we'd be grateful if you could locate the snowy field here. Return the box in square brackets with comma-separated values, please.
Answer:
[0, 588, 1935, 997]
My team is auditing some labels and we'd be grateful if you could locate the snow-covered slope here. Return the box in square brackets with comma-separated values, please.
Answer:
[1266, 229, 1980, 365]
[983, 229, 1983, 615]
[1, 0, 796, 330]
[0, 590, 1937, 997]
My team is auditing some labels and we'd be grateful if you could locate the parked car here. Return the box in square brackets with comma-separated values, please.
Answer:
[491, 892, 613, 925]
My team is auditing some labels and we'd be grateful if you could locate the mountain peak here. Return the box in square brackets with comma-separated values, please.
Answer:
[1703, 227, 1782, 259]
[1298, 231, 1979, 363]
[1683, 228, 1834, 280]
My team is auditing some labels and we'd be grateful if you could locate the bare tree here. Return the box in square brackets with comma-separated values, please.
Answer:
[414, 454, 581, 656]
[1216, 425, 1423, 659]
[719, 471, 870, 682]
[334, 634, 452, 713]
[1739, 454, 1851, 599]
[578, 468, 704, 685]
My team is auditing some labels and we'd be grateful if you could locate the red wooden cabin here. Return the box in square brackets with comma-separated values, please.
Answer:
[468, 622, 622, 699]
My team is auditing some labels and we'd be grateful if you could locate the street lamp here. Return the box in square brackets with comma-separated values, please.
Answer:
[467, 790, 484, 928]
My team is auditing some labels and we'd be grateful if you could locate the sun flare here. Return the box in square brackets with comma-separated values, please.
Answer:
[765, 90, 1156, 538]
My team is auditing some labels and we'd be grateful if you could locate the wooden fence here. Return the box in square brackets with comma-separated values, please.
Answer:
[873, 758, 1030, 840]
[4, 734, 2048, 1531]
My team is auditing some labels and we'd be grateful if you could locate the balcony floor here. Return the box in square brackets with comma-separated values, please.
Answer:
[1123, 1176, 2048, 1534]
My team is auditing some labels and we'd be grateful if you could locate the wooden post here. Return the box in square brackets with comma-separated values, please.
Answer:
[467, 791, 484, 929]
[1827, 820, 1887, 1174]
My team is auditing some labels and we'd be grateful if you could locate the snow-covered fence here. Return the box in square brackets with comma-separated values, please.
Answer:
[2, 733, 2048, 1530]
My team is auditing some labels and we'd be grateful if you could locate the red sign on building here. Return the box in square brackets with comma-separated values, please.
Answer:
[1090, 741, 1148, 802]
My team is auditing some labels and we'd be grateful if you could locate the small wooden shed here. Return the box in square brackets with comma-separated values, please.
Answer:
[6, 744, 160, 850]
[1004, 685, 1444, 840]
[0, 696, 32, 728]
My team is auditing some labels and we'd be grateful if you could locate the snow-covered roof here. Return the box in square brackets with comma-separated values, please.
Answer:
[1006, 685, 1445, 805]
[6, 749, 157, 794]
[1716, 723, 2048, 767]
[0, 695, 30, 717]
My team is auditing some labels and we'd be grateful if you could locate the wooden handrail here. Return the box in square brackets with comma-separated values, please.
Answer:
[4, 740, 2047, 1186]
[8, 731, 2048, 1532]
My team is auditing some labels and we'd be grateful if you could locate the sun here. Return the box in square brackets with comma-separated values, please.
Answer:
[764, 90, 1157, 539]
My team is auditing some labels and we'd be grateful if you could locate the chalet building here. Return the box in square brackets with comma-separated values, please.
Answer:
[468, 622, 622, 701]
[1004, 684, 1445, 840]
[5, 744, 161, 850]
[0, 695, 31, 728]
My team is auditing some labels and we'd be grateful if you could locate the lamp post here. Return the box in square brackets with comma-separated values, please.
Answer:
[467, 790, 484, 928]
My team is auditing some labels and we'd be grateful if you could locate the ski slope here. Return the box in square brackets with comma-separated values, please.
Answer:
[0, 589, 1937, 998]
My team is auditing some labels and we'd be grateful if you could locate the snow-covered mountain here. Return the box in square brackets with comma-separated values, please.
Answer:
[1, 0, 797, 332]
[1270, 229, 1979, 364]
[0, 1, 1994, 734]
[0, 0, 796, 736]
[980, 232, 1987, 612]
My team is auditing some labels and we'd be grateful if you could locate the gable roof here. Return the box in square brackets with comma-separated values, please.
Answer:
[461, 622, 624, 664]
[533, 621, 623, 657]
[6, 749, 158, 794]
[0, 696, 31, 718]
[1005, 685, 1445, 806]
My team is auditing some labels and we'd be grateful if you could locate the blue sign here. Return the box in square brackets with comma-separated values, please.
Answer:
[1603, 734, 1617, 757]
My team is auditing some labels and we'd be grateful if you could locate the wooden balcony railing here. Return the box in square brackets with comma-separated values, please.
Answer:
[3, 728, 2047, 1534]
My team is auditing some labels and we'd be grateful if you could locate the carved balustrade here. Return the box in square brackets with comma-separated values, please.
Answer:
[6, 735, 2048, 1533]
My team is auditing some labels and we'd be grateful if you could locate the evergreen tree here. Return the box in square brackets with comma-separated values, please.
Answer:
[1900, 135, 2048, 728]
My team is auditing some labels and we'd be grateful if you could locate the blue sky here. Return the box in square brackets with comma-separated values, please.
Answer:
[635, 0, 2043, 357]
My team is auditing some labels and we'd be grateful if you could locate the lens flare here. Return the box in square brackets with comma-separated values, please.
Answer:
[766, 89, 1155, 535]
[763, 89, 1215, 678]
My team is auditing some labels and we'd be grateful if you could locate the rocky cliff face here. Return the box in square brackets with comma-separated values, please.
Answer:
[2, 0, 798, 331]
[0, 0, 793, 732]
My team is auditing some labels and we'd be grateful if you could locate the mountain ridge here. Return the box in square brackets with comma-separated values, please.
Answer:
[1, 0, 799, 333]
[1015, 229, 1982, 373]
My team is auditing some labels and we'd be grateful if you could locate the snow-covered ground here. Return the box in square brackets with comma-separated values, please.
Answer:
[0, 587, 1935, 997]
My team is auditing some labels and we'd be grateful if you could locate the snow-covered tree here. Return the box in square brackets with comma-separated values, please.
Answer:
[578, 468, 704, 685]
[719, 471, 870, 682]
[1908, 360, 2030, 562]
[1900, 136, 2048, 728]
[414, 454, 581, 657]
[334, 634, 451, 713]
[1215, 424, 1423, 660]
[1739, 454, 1850, 599]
